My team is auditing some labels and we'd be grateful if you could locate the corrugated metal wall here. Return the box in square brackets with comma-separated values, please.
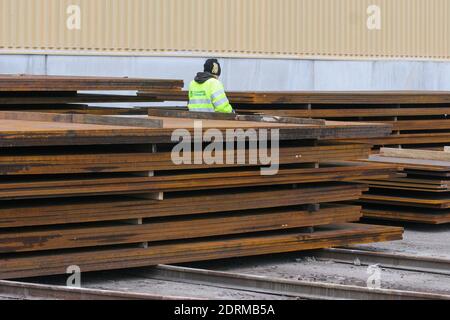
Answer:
[0, 0, 449, 60]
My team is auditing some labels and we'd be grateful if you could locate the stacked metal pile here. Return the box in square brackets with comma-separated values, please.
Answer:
[0, 105, 403, 279]
[0, 74, 181, 113]
[360, 148, 450, 224]
[138, 90, 450, 225]
[139, 90, 450, 148]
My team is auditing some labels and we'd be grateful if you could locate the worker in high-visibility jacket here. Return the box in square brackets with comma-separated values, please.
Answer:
[188, 59, 234, 113]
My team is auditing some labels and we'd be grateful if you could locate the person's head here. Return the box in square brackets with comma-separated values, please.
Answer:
[204, 59, 221, 78]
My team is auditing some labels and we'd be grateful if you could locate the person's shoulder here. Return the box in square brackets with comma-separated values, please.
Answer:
[206, 78, 223, 87]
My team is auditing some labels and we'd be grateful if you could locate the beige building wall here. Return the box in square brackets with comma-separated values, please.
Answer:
[0, 0, 449, 60]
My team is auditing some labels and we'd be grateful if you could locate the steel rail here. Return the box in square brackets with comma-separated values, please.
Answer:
[129, 265, 450, 300]
[314, 248, 450, 276]
[0, 280, 193, 300]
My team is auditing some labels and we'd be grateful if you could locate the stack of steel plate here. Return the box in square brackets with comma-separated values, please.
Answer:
[0, 108, 403, 279]
[360, 148, 450, 224]
[138, 90, 450, 148]
[0, 74, 182, 112]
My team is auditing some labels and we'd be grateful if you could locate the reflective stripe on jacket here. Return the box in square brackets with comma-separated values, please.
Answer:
[188, 78, 233, 113]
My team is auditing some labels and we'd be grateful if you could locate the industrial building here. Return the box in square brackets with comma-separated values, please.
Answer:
[1, 0, 450, 91]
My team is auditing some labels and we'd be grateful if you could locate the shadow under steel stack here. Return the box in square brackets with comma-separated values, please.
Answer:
[0, 76, 403, 279]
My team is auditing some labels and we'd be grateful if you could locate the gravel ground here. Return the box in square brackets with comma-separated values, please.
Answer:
[20, 271, 296, 300]
[187, 253, 450, 295]
[184, 221, 450, 296]
[353, 220, 450, 259]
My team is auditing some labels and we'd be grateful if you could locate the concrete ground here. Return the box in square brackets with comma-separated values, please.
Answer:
[353, 220, 450, 259]
[183, 221, 450, 295]
[188, 254, 450, 296]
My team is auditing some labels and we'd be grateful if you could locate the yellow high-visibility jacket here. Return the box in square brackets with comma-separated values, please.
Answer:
[188, 78, 233, 113]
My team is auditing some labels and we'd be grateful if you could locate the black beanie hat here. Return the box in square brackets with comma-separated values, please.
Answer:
[204, 59, 221, 76]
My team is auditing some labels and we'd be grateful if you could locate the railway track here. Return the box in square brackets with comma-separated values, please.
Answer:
[0, 280, 192, 300]
[128, 264, 450, 300]
[314, 247, 450, 276]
